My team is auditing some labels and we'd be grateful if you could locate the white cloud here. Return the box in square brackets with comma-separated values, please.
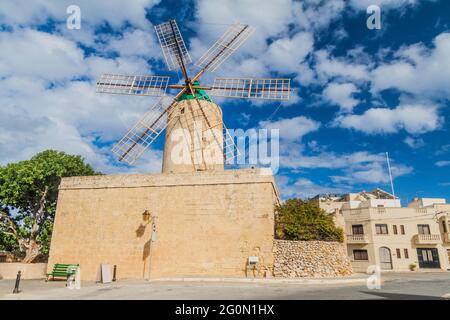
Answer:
[315, 50, 371, 83]
[436, 145, 450, 156]
[323, 82, 360, 113]
[435, 161, 450, 167]
[334, 103, 442, 135]
[0, 29, 86, 81]
[104, 29, 161, 59]
[262, 32, 314, 74]
[277, 176, 348, 199]
[404, 136, 425, 149]
[371, 33, 450, 98]
[349, 0, 431, 10]
[0, 26, 163, 173]
[278, 144, 413, 185]
[0, 0, 159, 29]
[259, 116, 320, 142]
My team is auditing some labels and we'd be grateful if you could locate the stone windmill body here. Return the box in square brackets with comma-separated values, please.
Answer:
[96, 20, 291, 173]
[47, 20, 291, 281]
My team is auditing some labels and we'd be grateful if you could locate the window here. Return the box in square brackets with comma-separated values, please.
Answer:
[377, 204, 385, 208]
[352, 224, 364, 235]
[393, 225, 398, 235]
[375, 224, 389, 235]
[353, 250, 369, 261]
[180, 107, 185, 114]
[396, 248, 401, 258]
[418, 224, 431, 235]
[442, 220, 447, 233]
[400, 225, 405, 235]
[404, 249, 409, 259]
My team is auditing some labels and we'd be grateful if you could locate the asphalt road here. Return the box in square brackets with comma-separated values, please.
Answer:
[1, 272, 449, 300]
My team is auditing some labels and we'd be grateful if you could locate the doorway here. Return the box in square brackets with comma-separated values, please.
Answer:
[417, 248, 440, 269]
[379, 247, 393, 270]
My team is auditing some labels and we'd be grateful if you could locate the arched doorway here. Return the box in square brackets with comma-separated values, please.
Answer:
[379, 247, 393, 270]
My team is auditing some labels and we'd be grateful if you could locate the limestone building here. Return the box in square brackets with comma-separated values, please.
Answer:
[47, 97, 280, 281]
[315, 190, 450, 272]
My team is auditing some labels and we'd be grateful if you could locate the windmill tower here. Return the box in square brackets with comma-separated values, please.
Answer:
[48, 20, 290, 280]
[96, 20, 291, 173]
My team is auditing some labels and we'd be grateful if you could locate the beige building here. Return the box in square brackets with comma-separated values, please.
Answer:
[316, 190, 450, 272]
[48, 99, 280, 281]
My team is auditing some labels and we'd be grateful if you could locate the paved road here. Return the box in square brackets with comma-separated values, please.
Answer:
[1, 272, 449, 300]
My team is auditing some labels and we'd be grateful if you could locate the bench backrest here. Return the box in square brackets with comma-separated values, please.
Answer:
[52, 264, 79, 274]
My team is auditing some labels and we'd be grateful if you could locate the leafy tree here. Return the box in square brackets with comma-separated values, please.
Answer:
[275, 198, 344, 242]
[0, 150, 99, 262]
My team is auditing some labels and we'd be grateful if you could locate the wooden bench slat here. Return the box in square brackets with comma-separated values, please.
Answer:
[46, 263, 80, 281]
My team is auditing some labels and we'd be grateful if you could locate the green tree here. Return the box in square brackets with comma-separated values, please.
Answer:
[275, 198, 344, 242]
[0, 150, 99, 262]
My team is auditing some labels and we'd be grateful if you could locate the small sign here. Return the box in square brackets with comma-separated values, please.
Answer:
[96, 263, 112, 283]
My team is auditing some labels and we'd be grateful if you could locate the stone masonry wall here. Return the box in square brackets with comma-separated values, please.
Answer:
[274, 240, 353, 278]
[48, 169, 278, 280]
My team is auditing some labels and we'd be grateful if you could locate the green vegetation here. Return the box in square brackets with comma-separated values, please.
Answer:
[0, 150, 99, 262]
[275, 198, 344, 242]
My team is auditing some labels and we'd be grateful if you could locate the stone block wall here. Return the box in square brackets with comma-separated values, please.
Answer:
[48, 169, 279, 280]
[274, 240, 353, 278]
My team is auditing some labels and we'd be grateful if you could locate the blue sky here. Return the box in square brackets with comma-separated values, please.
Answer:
[0, 0, 449, 203]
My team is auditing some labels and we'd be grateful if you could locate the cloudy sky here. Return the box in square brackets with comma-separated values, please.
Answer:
[0, 0, 449, 202]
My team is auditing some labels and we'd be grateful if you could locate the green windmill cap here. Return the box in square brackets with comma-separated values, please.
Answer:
[176, 81, 212, 102]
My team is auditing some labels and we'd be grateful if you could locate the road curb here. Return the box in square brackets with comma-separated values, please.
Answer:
[149, 276, 368, 285]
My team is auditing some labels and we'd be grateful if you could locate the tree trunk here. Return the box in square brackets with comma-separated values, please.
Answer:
[22, 240, 41, 263]
[21, 186, 48, 263]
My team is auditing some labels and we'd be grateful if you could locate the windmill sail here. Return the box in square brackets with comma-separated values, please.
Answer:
[155, 20, 192, 71]
[96, 19, 291, 168]
[96, 74, 170, 97]
[223, 123, 239, 163]
[195, 23, 255, 72]
[111, 95, 181, 164]
[210, 77, 291, 100]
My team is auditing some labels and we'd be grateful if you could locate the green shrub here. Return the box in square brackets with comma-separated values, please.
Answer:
[275, 198, 344, 242]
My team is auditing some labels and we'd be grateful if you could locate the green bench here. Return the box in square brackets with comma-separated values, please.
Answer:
[46, 264, 79, 281]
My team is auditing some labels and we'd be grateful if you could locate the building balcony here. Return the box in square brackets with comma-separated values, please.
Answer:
[347, 234, 369, 244]
[414, 234, 442, 244]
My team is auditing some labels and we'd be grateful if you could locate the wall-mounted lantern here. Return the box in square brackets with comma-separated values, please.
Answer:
[142, 209, 151, 222]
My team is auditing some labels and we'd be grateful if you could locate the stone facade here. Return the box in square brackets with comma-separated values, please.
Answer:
[0, 263, 47, 280]
[273, 240, 353, 278]
[47, 168, 279, 281]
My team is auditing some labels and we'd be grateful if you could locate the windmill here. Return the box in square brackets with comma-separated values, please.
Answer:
[96, 20, 291, 173]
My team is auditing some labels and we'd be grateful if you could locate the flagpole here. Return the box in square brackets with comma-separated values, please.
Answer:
[386, 152, 395, 197]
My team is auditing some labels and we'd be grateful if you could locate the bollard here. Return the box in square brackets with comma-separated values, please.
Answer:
[112, 265, 117, 282]
[12, 270, 21, 294]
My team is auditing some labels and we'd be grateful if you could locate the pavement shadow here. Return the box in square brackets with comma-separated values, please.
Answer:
[360, 291, 442, 300]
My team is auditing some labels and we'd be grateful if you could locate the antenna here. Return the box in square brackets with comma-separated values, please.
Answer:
[386, 152, 395, 198]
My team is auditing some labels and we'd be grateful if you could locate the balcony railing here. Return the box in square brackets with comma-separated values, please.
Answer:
[414, 234, 441, 244]
[347, 234, 369, 243]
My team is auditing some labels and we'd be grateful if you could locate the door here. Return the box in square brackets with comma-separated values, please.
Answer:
[417, 248, 440, 269]
[379, 247, 393, 270]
